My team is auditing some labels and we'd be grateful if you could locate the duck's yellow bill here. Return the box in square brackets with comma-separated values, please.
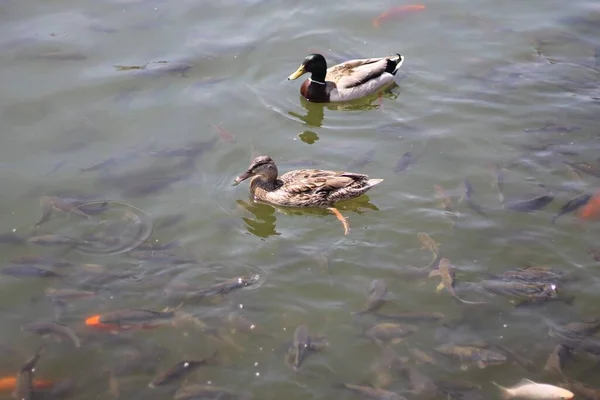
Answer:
[287, 65, 305, 80]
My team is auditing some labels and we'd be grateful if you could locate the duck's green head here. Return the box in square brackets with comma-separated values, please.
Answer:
[288, 54, 327, 80]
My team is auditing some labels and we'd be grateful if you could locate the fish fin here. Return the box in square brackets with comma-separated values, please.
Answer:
[435, 282, 445, 293]
[428, 270, 440, 277]
[516, 378, 536, 386]
[491, 382, 510, 399]
[206, 350, 219, 365]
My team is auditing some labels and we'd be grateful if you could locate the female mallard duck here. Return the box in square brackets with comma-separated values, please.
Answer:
[233, 156, 384, 234]
[287, 53, 404, 103]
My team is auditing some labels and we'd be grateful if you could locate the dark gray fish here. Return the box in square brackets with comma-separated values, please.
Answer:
[148, 351, 218, 388]
[44, 288, 96, 305]
[338, 383, 406, 400]
[544, 344, 569, 377]
[149, 137, 219, 159]
[0, 233, 26, 244]
[135, 240, 180, 251]
[174, 384, 238, 400]
[394, 152, 414, 173]
[490, 164, 505, 203]
[564, 161, 600, 179]
[2, 264, 62, 278]
[551, 193, 592, 224]
[590, 248, 600, 261]
[561, 379, 600, 400]
[154, 214, 185, 230]
[289, 325, 311, 371]
[462, 179, 487, 217]
[365, 322, 417, 345]
[524, 124, 581, 133]
[11, 256, 72, 268]
[505, 191, 555, 212]
[28, 235, 88, 246]
[352, 279, 388, 315]
[22, 321, 81, 348]
[374, 311, 445, 322]
[347, 149, 376, 169]
[15, 346, 44, 400]
[170, 275, 260, 300]
[434, 344, 506, 369]
[36, 195, 91, 227]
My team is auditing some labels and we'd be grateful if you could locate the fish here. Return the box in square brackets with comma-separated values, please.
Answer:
[434, 344, 506, 369]
[551, 192, 592, 223]
[418, 232, 440, 257]
[226, 312, 268, 336]
[212, 124, 235, 143]
[148, 351, 218, 388]
[174, 384, 238, 400]
[370, 344, 408, 389]
[433, 184, 457, 215]
[394, 152, 414, 173]
[22, 321, 81, 348]
[561, 379, 600, 400]
[564, 161, 600, 179]
[395, 265, 438, 279]
[492, 379, 574, 399]
[339, 383, 406, 400]
[480, 280, 560, 300]
[491, 265, 568, 284]
[556, 317, 600, 337]
[0, 233, 26, 245]
[288, 325, 311, 371]
[85, 307, 181, 331]
[543, 344, 569, 377]
[578, 190, 600, 220]
[0, 377, 53, 392]
[372, 4, 426, 28]
[44, 288, 96, 302]
[434, 258, 487, 305]
[460, 179, 488, 217]
[154, 213, 185, 230]
[2, 265, 62, 278]
[406, 366, 441, 397]
[134, 240, 180, 251]
[352, 279, 388, 315]
[172, 275, 260, 300]
[27, 235, 88, 246]
[365, 322, 417, 345]
[408, 348, 436, 365]
[10, 256, 72, 268]
[505, 191, 555, 212]
[589, 247, 600, 261]
[35, 195, 92, 227]
[373, 311, 445, 322]
[489, 164, 505, 203]
[14, 346, 44, 400]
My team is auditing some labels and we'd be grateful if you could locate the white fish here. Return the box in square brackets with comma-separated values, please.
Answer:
[492, 379, 574, 399]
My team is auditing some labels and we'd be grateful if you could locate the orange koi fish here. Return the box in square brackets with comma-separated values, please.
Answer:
[579, 189, 600, 220]
[373, 4, 426, 28]
[0, 376, 53, 392]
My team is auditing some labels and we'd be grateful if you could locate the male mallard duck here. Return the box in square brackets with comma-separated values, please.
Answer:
[233, 156, 384, 234]
[287, 53, 404, 103]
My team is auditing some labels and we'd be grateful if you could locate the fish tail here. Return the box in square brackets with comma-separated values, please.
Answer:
[491, 382, 511, 399]
[206, 350, 219, 365]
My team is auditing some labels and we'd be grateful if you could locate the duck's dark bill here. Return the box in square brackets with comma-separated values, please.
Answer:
[233, 171, 253, 186]
[288, 65, 305, 80]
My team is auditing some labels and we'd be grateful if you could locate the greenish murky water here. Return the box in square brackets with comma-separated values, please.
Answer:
[0, 0, 599, 398]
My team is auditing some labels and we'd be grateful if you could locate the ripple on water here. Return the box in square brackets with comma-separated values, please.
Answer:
[75, 200, 154, 257]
